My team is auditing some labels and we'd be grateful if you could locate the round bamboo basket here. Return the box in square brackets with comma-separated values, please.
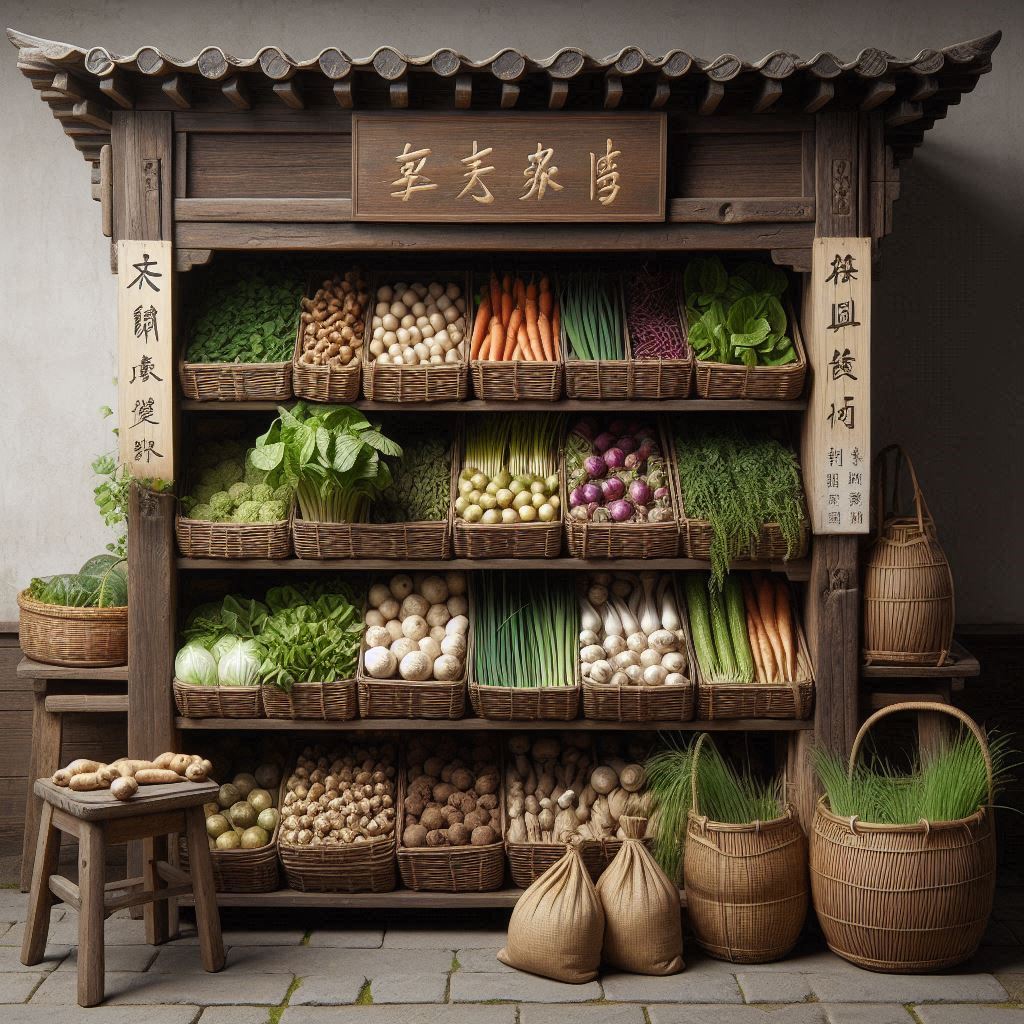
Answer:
[260, 680, 358, 721]
[863, 446, 954, 667]
[176, 506, 293, 560]
[173, 678, 263, 719]
[684, 735, 808, 964]
[179, 358, 293, 403]
[810, 702, 997, 973]
[17, 590, 127, 668]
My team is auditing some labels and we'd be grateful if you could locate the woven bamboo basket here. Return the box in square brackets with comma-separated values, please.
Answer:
[277, 748, 400, 893]
[17, 590, 127, 668]
[362, 271, 470, 403]
[684, 735, 807, 963]
[811, 702, 997, 973]
[176, 503, 293, 560]
[623, 270, 694, 400]
[563, 420, 680, 559]
[682, 294, 807, 401]
[291, 272, 363, 403]
[398, 743, 506, 892]
[173, 678, 263, 719]
[863, 446, 955, 667]
[179, 358, 293, 403]
[581, 579, 697, 722]
[260, 680, 358, 721]
[696, 605, 815, 721]
[562, 276, 634, 401]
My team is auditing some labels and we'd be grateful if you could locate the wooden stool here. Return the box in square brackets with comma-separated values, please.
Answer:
[21, 778, 225, 1007]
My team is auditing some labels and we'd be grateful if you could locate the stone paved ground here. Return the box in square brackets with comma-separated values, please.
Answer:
[0, 878, 1022, 1023]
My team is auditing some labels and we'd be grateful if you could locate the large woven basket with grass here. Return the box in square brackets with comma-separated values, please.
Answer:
[683, 734, 808, 964]
[17, 590, 127, 668]
[810, 702, 997, 973]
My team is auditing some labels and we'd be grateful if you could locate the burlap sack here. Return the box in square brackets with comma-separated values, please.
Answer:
[497, 845, 604, 983]
[596, 816, 684, 975]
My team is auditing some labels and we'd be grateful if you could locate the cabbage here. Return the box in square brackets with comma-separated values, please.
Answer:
[217, 638, 262, 687]
[174, 643, 218, 687]
[211, 634, 240, 662]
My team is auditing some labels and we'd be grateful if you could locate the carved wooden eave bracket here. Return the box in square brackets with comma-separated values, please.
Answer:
[8, 27, 1000, 205]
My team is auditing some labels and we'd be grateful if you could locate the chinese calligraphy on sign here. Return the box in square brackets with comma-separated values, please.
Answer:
[117, 240, 174, 483]
[351, 113, 666, 222]
[803, 237, 870, 534]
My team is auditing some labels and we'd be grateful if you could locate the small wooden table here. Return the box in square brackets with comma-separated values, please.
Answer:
[21, 778, 224, 1007]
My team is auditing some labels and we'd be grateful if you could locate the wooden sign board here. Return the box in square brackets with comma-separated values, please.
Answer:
[117, 240, 174, 482]
[351, 112, 666, 222]
[802, 237, 871, 534]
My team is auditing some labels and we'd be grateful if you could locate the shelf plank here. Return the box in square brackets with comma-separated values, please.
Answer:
[182, 398, 807, 414]
[861, 640, 979, 679]
[17, 657, 129, 681]
[176, 716, 813, 732]
[177, 557, 811, 580]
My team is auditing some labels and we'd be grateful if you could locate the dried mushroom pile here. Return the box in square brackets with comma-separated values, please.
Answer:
[505, 734, 655, 844]
[402, 736, 500, 849]
[298, 270, 368, 370]
[280, 743, 397, 847]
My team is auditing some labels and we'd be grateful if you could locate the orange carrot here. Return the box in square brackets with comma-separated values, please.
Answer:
[471, 297, 491, 359]
[515, 277, 527, 309]
[774, 578, 796, 682]
[525, 310, 544, 362]
[539, 277, 554, 319]
[742, 580, 771, 683]
[518, 322, 532, 361]
[538, 311, 555, 362]
[552, 303, 560, 357]
[503, 307, 523, 361]
[486, 317, 504, 362]
[489, 274, 501, 320]
[526, 278, 539, 302]
[756, 575, 785, 682]
[501, 289, 513, 329]
[502, 272, 513, 295]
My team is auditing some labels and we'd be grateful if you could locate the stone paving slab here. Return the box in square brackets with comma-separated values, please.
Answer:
[0, 944, 70, 972]
[3, 1007, 201, 1024]
[824, 1007, 914, 1024]
[283, 1008, 518, 1024]
[285, 974, 364, 1006]
[648, 1006, 828, 1024]
[55, 945, 156, 973]
[449, 971, 603, 1003]
[520, 1004, 647, 1024]
[170, 927, 306, 947]
[0, 906, 65, 927]
[736, 969, 814, 1002]
[198, 1008, 272, 1024]
[371, 971, 449, 1003]
[29, 969, 294, 1006]
[214, 945, 452, 978]
[602, 965, 743, 1004]
[809, 971, 1008, 1003]
[3, 918, 194, 948]
[997, 972, 1024, 1000]
[915, 1008, 1024, 1023]
[305, 927, 384, 948]
[453, 947, 515, 972]
[0, 973, 46, 1003]
[381, 926, 511, 949]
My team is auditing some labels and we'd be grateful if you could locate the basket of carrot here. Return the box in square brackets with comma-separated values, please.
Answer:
[685, 572, 814, 720]
[470, 272, 563, 402]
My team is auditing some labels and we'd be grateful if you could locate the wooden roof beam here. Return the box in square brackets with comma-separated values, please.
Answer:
[753, 77, 783, 113]
[603, 74, 623, 109]
[333, 80, 353, 108]
[886, 100, 923, 127]
[454, 74, 472, 109]
[803, 78, 834, 113]
[98, 70, 132, 109]
[698, 80, 724, 115]
[70, 100, 111, 130]
[273, 80, 304, 109]
[910, 75, 939, 101]
[860, 77, 896, 111]
[651, 79, 671, 109]
[161, 74, 191, 109]
[548, 79, 568, 109]
[221, 76, 250, 109]
[390, 78, 409, 108]
[500, 82, 519, 108]
[50, 71, 85, 101]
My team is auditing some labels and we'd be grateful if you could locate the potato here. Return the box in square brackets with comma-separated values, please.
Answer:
[215, 831, 241, 850]
[471, 825, 497, 846]
[403, 824, 428, 848]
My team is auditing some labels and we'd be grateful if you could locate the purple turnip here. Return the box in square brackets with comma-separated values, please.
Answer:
[569, 485, 587, 508]
[654, 486, 669, 500]
[604, 448, 626, 471]
[586, 501, 601, 518]
[584, 455, 607, 479]
[601, 477, 625, 502]
[624, 452, 642, 471]
[581, 483, 603, 505]
[629, 480, 653, 506]
[593, 431, 617, 454]
[570, 505, 590, 522]
[607, 499, 634, 523]
[616, 436, 638, 455]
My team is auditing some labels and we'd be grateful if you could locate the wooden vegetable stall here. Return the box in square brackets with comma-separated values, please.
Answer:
[8, 27, 1000, 909]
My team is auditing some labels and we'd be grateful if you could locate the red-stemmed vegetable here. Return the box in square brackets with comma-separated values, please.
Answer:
[626, 271, 688, 360]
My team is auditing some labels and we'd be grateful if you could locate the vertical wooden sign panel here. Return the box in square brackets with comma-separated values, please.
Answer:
[803, 236, 871, 534]
[117, 239, 174, 483]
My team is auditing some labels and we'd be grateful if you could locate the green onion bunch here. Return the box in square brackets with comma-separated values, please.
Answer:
[464, 414, 562, 479]
[560, 272, 625, 361]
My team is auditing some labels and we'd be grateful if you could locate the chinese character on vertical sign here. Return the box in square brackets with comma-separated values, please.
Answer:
[828, 299, 860, 332]
[457, 140, 495, 204]
[130, 397, 159, 429]
[133, 438, 163, 464]
[391, 143, 438, 201]
[589, 138, 621, 206]
[127, 253, 162, 292]
[520, 143, 563, 201]
[129, 354, 162, 385]
[133, 304, 159, 344]
[828, 448, 843, 467]
[827, 397, 856, 430]
[825, 253, 859, 285]
[829, 348, 857, 380]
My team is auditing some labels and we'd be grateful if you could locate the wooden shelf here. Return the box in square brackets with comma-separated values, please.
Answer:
[177, 556, 812, 580]
[180, 886, 686, 909]
[176, 716, 812, 732]
[17, 657, 128, 681]
[861, 641, 979, 679]
[181, 398, 807, 414]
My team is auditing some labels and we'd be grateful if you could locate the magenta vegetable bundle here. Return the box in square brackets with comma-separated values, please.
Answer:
[566, 417, 674, 525]
[625, 271, 688, 360]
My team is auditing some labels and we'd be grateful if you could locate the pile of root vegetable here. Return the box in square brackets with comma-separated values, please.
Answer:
[504, 734, 655, 844]
[52, 752, 213, 802]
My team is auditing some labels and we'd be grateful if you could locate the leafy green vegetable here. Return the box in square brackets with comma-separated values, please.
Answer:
[28, 554, 127, 608]
[683, 257, 795, 368]
[371, 419, 453, 524]
[185, 259, 305, 364]
[252, 403, 400, 524]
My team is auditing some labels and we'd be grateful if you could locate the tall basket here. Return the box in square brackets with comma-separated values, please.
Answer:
[684, 734, 808, 963]
[811, 702, 997, 973]
[863, 446, 955, 667]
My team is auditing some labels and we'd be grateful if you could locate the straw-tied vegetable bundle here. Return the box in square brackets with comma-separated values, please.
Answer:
[674, 419, 806, 582]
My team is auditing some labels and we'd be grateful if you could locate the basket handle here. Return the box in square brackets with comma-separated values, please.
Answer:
[873, 444, 934, 538]
[689, 732, 712, 818]
[848, 700, 993, 807]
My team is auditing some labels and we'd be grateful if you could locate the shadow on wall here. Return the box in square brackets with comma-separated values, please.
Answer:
[873, 146, 1022, 625]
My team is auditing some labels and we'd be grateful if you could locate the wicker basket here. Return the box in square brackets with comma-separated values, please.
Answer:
[469, 681, 580, 721]
[682, 294, 807, 401]
[179, 358, 293, 403]
[179, 802, 282, 895]
[563, 419, 680, 560]
[176, 504, 293, 560]
[562, 276, 633, 401]
[811, 702, 996, 973]
[17, 590, 127, 668]
[291, 272, 363, 403]
[863, 446, 955, 667]
[684, 735, 807, 963]
[277, 745, 400, 893]
[398, 740, 506, 892]
[173, 678, 263, 719]
[261, 680, 358, 721]
[362, 271, 471, 403]
[696, 607, 814, 721]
